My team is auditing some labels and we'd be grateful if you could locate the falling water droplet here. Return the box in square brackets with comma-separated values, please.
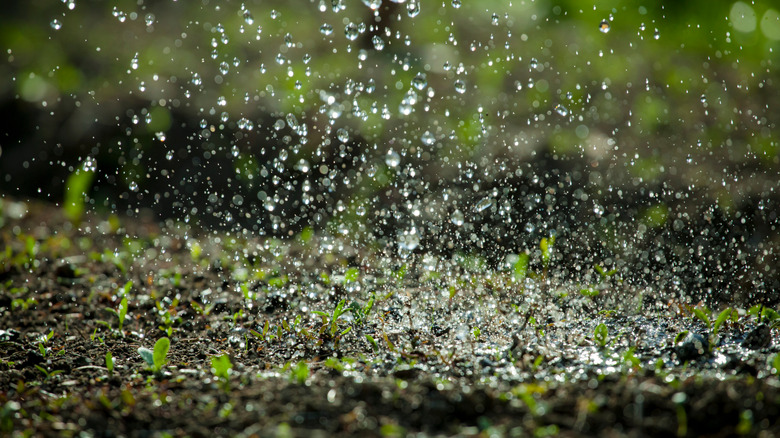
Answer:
[411, 73, 427, 90]
[407, 1, 420, 17]
[599, 20, 610, 33]
[385, 150, 401, 167]
[451, 209, 465, 226]
[421, 131, 435, 146]
[320, 24, 334, 36]
[50, 19, 62, 30]
[454, 79, 466, 94]
[554, 104, 569, 117]
[474, 197, 493, 212]
[345, 23, 359, 41]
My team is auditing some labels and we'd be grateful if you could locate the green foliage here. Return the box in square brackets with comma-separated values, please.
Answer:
[513, 252, 529, 282]
[211, 354, 232, 383]
[313, 298, 351, 337]
[713, 307, 736, 335]
[348, 293, 375, 328]
[138, 337, 170, 373]
[105, 351, 114, 376]
[540, 235, 556, 268]
[63, 161, 95, 224]
[593, 323, 609, 348]
[692, 307, 710, 329]
[290, 361, 309, 384]
[106, 296, 129, 334]
[344, 267, 360, 284]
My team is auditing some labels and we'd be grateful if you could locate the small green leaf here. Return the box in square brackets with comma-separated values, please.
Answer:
[366, 334, 379, 352]
[713, 308, 733, 335]
[211, 354, 232, 380]
[692, 308, 710, 329]
[594, 323, 609, 348]
[64, 161, 95, 224]
[152, 337, 170, 372]
[117, 297, 128, 332]
[344, 267, 360, 284]
[138, 347, 154, 367]
[106, 351, 114, 375]
[580, 288, 600, 298]
[540, 237, 554, 267]
[514, 253, 529, 281]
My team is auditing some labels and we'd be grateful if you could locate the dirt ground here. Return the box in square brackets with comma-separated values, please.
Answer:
[2, 198, 780, 437]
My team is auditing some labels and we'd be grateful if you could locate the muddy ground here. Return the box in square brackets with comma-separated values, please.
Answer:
[2, 198, 780, 437]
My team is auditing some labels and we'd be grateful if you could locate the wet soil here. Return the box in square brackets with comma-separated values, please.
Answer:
[2, 198, 780, 437]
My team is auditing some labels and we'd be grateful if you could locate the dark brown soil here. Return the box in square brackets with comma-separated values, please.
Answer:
[2, 198, 780, 437]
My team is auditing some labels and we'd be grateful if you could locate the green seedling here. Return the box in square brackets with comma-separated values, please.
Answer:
[191, 301, 216, 316]
[348, 293, 375, 328]
[593, 323, 609, 348]
[513, 252, 529, 283]
[138, 337, 170, 374]
[366, 334, 380, 352]
[692, 307, 711, 329]
[713, 307, 736, 336]
[35, 365, 64, 381]
[106, 296, 129, 335]
[106, 351, 114, 376]
[211, 354, 232, 390]
[313, 298, 351, 337]
[290, 360, 309, 384]
[38, 330, 54, 358]
[344, 267, 360, 284]
[540, 235, 556, 269]
[63, 160, 95, 224]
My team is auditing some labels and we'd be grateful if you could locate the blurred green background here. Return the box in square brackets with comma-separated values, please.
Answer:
[1, 0, 779, 302]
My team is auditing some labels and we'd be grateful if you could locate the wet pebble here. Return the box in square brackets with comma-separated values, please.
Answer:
[742, 323, 772, 350]
[675, 332, 710, 362]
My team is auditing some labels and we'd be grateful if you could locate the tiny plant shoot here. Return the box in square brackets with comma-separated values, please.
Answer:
[63, 160, 96, 224]
[138, 337, 170, 374]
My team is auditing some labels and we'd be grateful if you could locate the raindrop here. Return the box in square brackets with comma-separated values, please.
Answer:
[653, 28, 660, 39]
[411, 73, 427, 90]
[130, 53, 139, 70]
[362, 0, 382, 10]
[270, 10, 279, 20]
[219, 62, 229, 75]
[50, 19, 62, 30]
[320, 24, 334, 36]
[356, 205, 366, 216]
[454, 79, 466, 94]
[554, 104, 569, 117]
[165, 150, 174, 161]
[421, 131, 435, 146]
[145, 13, 155, 27]
[407, 1, 420, 17]
[243, 10, 254, 25]
[599, 19, 610, 33]
[530, 58, 538, 68]
[474, 197, 493, 212]
[191, 73, 202, 86]
[372, 35, 385, 50]
[366, 165, 377, 177]
[491, 13, 499, 26]
[129, 181, 138, 192]
[451, 209, 465, 226]
[452, 0, 462, 8]
[345, 23, 359, 41]
[385, 150, 401, 167]
[337, 128, 350, 143]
